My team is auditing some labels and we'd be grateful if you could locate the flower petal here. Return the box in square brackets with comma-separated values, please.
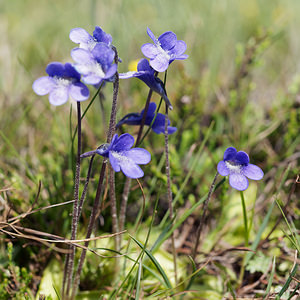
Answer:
[141, 102, 157, 123]
[71, 48, 94, 65]
[32, 77, 55, 95]
[217, 161, 230, 176]
[141, 43, 160, 59]
[158, 31, 177, 50]
[150, 54, 170, 72]
[169, 40, 187, 57]
[69, 82, 89, 101]
[223, 147, 237, 161]
[119, 71, 144, 79]
[103, 64, 117, 80]
[64, 63, 81, 80]
[229, 174, 249, 191]
[125, 148, 151, 164]
[167, 126, 177, 134]
[147, 27, 157, 44]
[152, 113, 167, 124]
[93, 26, 112, 45]
[111, 133, 135, 152]
[119, 160, 144, 178]
[69, 28, 92, 45]
[82, 74, 102, 85]
[46, 62, 64, 77]
[110, 134, 118, 146]
[109, 151, 121, 172]
[236, 151, 249, 165]
[147, 102, 157, 115]
[242, 164, 264, 180]
[137, 58, 153, 73]
[151, 125, 176, 135]
[49, 86, 69, 106]
[92, 43, 115, 66]
[175, 54, 189, 60]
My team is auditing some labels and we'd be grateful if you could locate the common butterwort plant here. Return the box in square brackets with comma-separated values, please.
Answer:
[29, 20, 269, 300]
[217, 147, 264, 191]
[32, 26, 122, 299]
[118, 27, 188, 286]
[81, 133, 151, 178]
[192, 146, 264, 273]
[217, 146, 264, 282]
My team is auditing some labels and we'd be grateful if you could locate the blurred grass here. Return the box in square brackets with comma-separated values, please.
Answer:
[0, 0, 299, 299]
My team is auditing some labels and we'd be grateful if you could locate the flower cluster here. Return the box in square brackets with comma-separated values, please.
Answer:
[33, 26, 117, 105]
[217, 147, 264, 191]
[32, 26, 189, 178]
[81, 133, 151, 178]
[116, 102, 177, 134]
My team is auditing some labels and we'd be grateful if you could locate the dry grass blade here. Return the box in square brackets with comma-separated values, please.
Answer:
[0, 222, 126, 258]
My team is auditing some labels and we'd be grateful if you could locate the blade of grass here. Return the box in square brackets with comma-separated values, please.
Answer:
[276, 200, 300, 252]
[287, 282, 300, 300]
[95, 247, 166, 286]
[281, 228, 299, 253]
[130, 235, 172, 289]
[135, 258, 142, 300]
[145, 257, 212, 298]
[227, 281, 237, 300]
[53, 284, 62, 300]
[275, 263, 298, 300]
[180, 256, 197, 300]
[263, 256, 276, 299]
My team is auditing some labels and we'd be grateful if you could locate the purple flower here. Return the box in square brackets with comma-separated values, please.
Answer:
[141, 27, 188, 73]
[69, 26, 112, 51]
[217, 147, 264, 191]
[32, 62, 89, 106]
[71, 43, 117, 85]
[119, 58, 173, 110]
[81, 133, 151, 178]
[116, 102, 177, 134]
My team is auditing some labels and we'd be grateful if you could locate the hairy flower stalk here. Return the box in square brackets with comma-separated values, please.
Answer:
[164, 104, 178, 285]
[64, 101, 82, 298]
[109, 165, 120, 250]
[107, 47, 119, 252]
[71, 162, 107, 300]
[71, 50, 119, 299]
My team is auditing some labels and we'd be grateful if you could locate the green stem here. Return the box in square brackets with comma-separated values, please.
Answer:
[238, 190, 249, 286]
[240, 191, 249, 247]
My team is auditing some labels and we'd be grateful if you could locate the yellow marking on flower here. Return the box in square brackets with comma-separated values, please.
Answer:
[128, 59, 140, 72]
